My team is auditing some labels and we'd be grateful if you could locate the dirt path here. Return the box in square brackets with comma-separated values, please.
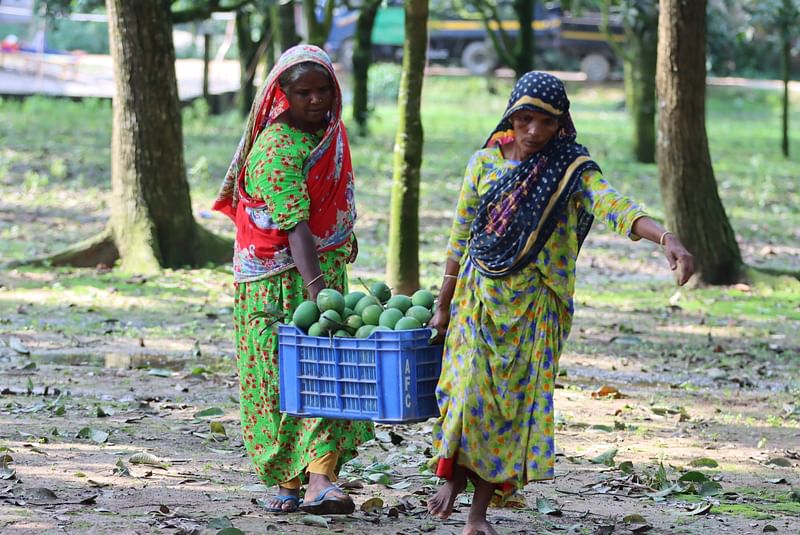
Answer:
[1, 264, 798, 535]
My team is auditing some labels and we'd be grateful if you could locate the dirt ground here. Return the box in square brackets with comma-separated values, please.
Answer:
[1, 261, 798, 535]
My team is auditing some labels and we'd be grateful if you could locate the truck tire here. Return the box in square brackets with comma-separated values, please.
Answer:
[461, 41, 497, 76]
[580, 53, 611, 82]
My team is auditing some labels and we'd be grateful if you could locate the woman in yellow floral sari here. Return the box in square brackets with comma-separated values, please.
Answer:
[427, 71, 694, 535]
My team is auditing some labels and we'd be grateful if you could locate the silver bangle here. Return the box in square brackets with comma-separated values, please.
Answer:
[305, 273, 325, 288]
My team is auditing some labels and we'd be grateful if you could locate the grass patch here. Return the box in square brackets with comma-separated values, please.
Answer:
[1, 73, 798, 342]
[577, 281, 800, 322]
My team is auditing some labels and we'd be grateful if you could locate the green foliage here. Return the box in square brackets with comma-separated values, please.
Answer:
[367, 63, 402, 103]
[0, 77, 797, 299]
[47, 19, 109, 54]
[707, 0, 800, 78]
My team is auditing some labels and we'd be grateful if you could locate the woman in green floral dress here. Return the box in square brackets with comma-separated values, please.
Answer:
[214, 45, 372, 515]
[427, 72, 695, 535]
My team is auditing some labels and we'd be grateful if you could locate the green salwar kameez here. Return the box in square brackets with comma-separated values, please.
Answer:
[233, 123, 373, 486]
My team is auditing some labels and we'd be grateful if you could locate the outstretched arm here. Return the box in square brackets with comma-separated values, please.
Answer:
[577, 170, 694, 286]
[632, 217, 695, 286]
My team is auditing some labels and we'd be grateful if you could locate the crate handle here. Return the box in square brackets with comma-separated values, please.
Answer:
[332, 339, 343, 413]
[374, 339, 383, 420]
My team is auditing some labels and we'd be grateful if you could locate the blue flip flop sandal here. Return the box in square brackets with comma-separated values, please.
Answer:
[299, 485, 355, 515]
[263, 493, 301, 513]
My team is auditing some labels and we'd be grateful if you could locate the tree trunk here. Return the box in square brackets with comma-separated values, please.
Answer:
[302, 0, 334, 48]
[352, 0, 381, 136]
[386, 0, 428, 294]
[272, 1, 300, 57]
[656, 0, 742, 285]
[780, 17, 790, 157]
[236, 8, 271, 117]
[106, 0, 230, 273]
[513, 0, 534, 77]
[203, 32, 211, 106]
[623, 0, 657, 163]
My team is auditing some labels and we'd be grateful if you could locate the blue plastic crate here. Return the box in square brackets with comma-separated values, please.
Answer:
[278, 324, 443, 423]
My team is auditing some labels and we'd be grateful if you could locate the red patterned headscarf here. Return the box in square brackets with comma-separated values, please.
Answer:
[213, 45, 355, 282]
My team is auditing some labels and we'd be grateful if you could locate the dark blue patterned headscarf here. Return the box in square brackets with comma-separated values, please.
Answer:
[468, 71, 600, 279]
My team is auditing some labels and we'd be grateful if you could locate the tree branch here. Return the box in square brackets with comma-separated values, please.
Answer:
[470, 0, 515, 69]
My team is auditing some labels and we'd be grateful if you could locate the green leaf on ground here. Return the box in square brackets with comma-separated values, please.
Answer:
[648, 483, 680, 499]
[9, 337, 31, 355]
[766, 457, 792, 467]
[0, 455, 15, 480]
[215, 529, 245, 535]
[678, 471, 710, 483]
[209, 422, 226, 436]
[681, 502, 713, 516]
[113, 458, 131, 477]
[301, 514, 329, 528]
[208, 517, 233, 529]
[366, 472, 391, 485]
[76, 427, 109, 444]
[698, 481, 723, 497]
[590, 448, 618, 466]
[360, 497, 384, 513]
[96, 406, 115, 417]
[654, 462, 669, 489]
[536, 497, 561, 516]
[619, 461, 634, 474]
[689, 457, 719, 468]
[623, 514, 648, 524]
[194, 407, 224, 419]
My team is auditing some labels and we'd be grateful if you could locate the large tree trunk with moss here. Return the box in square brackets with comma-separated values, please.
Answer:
[106, 0, 229, 273]
[352, 0, 381, 135]
[656, 0, 742, 284]
[623, 0, 657, 163]
[386, 0, 428, 294]
[513, 0, 534, 77]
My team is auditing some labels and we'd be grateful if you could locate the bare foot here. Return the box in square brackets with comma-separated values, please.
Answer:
[462, 518, 499, 535]
[427, 463, 467, 519]
[463, 473, 499, 535]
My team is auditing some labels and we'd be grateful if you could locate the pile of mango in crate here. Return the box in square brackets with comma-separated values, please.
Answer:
[290, 281, 436, 338]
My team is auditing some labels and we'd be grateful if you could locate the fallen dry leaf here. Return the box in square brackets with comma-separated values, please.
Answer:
[591, 385, 626, 399]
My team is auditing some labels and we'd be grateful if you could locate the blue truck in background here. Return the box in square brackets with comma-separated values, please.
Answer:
[325, 2, 623, 81]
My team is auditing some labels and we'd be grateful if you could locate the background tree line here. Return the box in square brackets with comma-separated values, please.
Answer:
[21, 0, 799, 289]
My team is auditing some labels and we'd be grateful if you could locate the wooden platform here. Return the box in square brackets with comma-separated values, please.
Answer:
[0, 50, 83, 80]
[0, 55, 241, 101]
